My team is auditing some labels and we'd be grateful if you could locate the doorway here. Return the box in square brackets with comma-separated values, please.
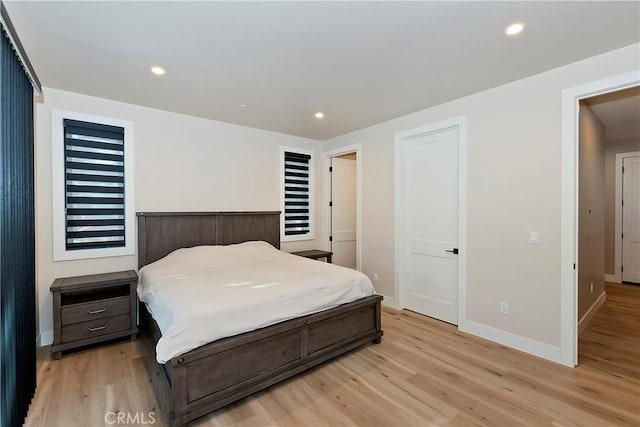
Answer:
[330, 152, 357, 269]
[394, 116, 467, 325]
[561, 71, 640, 367]
[619, 153, 640, 283]
[323, 144, 362, 270]
[580, 87, 640, 287]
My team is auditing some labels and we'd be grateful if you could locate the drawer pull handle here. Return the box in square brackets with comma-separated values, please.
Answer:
[88, 308, 107, 315]
[89, 325, 106, 332]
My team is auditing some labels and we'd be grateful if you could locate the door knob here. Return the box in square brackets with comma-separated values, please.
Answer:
[445, 248, 459, 254]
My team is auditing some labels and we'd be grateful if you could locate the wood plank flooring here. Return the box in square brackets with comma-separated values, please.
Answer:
[25, 282, 639, 426]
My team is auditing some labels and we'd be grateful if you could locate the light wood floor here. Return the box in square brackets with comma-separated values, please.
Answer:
[26, 282, 639, 426]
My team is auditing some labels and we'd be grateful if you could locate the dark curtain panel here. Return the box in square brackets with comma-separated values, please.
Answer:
[0, 24, 36, 427]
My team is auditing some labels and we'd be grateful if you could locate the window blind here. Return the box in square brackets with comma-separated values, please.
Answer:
[284, 151, 311, 236]
[64, 119, 126, 250]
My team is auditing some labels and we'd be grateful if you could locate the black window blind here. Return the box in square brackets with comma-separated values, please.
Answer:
[284, 151, 311, 236]
[63, 119, 125, 250]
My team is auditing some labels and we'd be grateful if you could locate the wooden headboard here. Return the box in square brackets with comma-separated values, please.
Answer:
[137, 211, 280, 268]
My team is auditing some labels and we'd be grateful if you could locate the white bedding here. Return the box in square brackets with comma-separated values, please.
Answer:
[137, 241, 375, 363]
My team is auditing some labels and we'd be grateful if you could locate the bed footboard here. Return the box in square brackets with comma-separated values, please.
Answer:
[142, 295, 383, 426]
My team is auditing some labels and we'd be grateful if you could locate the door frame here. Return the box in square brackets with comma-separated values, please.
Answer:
[393, 116, 467, 323]
[616, 151, 640, 283]
[560, 70, 640, 367]
[323, 144, 362, 271]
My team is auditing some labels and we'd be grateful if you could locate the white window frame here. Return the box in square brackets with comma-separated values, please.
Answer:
[280, 146, 314, 242]
[52, 109, 135, 261]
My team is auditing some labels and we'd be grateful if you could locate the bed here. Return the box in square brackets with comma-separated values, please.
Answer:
[137, 211, 383, 426]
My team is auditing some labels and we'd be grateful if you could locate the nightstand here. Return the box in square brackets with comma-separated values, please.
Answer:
[291, 249, 333, 263]
[50, 270, 138, 360]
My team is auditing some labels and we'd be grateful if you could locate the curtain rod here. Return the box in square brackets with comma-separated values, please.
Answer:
[0, 0, 42, 94]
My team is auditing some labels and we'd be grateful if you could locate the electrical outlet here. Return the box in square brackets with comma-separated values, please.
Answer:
[372, 273, 379, 282]
[590, 282, 593, 293]
[500, 302, 509, 314]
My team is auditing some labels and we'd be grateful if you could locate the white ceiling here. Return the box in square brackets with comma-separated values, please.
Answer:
[587, 87, 640, 142]
[5, 1, 640, 140]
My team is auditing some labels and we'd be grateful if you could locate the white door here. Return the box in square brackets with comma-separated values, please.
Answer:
[403, 127, 459, 324]
[622, 156, 640, 283]
[331, 157, 357, 269]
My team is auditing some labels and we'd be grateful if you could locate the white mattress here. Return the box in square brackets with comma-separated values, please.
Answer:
[137, 241, 376, 363]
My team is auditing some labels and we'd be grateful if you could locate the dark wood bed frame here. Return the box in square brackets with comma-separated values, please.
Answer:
[137, 211, 383, 426]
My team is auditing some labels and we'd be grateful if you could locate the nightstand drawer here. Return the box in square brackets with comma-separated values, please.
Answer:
[61, 314, 131, 343]
[61, 296, 130, 326]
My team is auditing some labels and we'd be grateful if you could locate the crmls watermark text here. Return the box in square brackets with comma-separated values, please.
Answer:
[104, 412, 156, 425]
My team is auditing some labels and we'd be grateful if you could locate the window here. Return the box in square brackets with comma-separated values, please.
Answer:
[64, 119, 125, 250]
[52, 110, 134, 260]
[281, 147, 314, 241]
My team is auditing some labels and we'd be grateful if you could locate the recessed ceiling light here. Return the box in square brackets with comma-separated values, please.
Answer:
[505, 23, 525, 36]
[150, 66, 166, 76]
[315, 112, 325, 119]
[240, 104, 248, 108]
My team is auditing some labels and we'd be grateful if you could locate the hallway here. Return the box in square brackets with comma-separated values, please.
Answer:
[579, 282, 639, 381]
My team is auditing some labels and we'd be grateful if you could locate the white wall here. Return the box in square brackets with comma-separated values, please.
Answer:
[577, 104, 606, 319]
[35, 88, 323, 345]
[324, 43, 639, 356]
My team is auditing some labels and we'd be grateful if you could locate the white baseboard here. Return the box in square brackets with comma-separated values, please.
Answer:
[380, 295, 399, 310]
[38, 330, 53, 347]
[459, 320, 562, 364]
[604, 274, 620, 283]
[578, 291, 606, 336]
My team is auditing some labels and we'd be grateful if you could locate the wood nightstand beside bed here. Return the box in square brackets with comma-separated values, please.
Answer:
[136, 211, 382, 427]
[50, 270, 138, 360]
[291, 249, 333, 263]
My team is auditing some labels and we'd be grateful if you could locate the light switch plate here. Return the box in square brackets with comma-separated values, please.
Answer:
[530, 231, 540, 244]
